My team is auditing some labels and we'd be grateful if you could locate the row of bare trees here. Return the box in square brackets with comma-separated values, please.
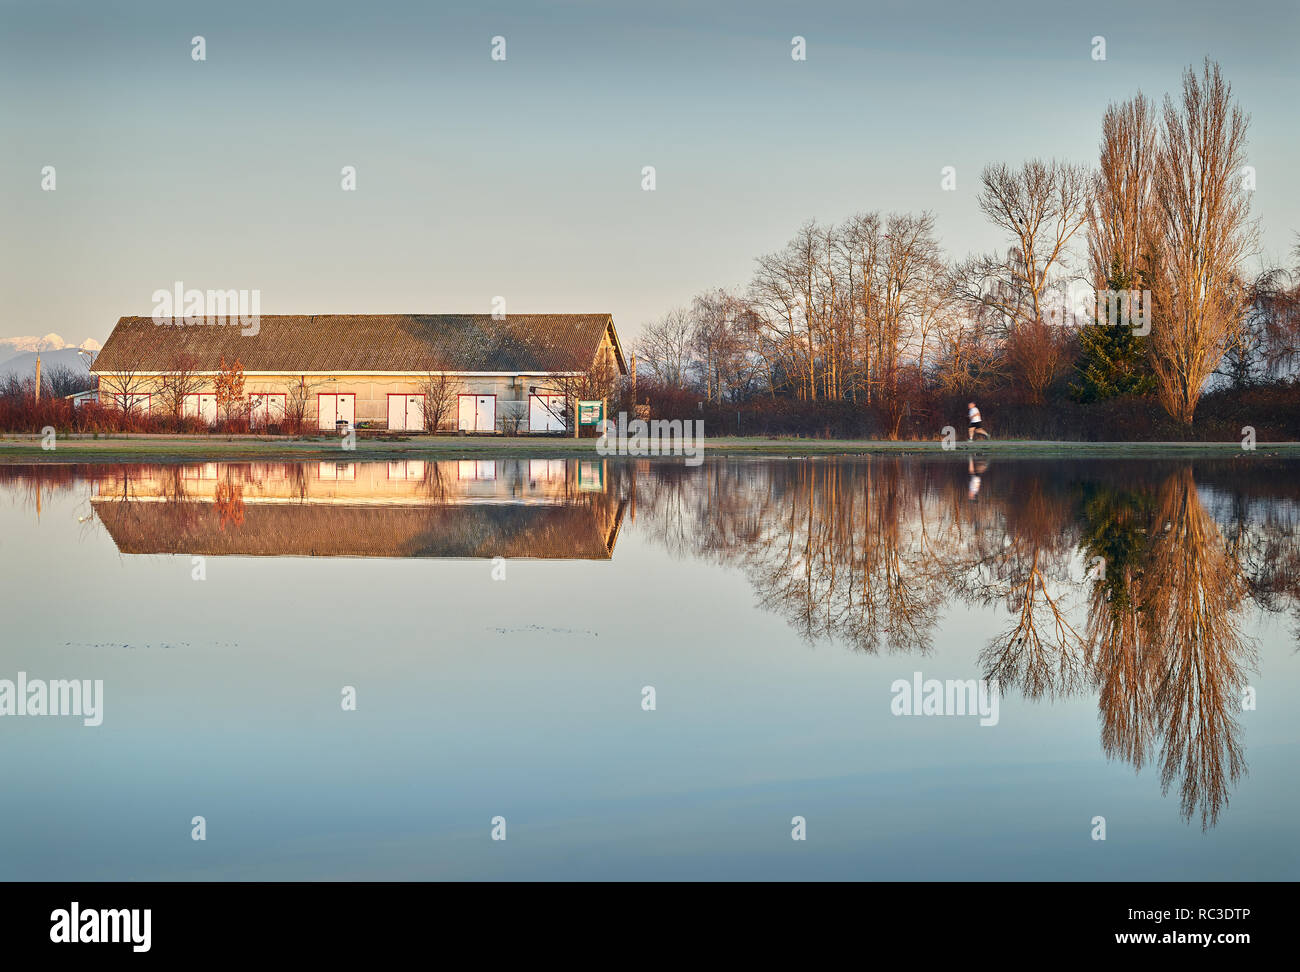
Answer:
[0, 365, 95, 408]
[634, 59, 1295, 427]
[639, 213, 952, 409]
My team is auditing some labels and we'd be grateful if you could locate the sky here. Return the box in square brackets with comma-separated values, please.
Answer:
[1, 0, 1297, 350]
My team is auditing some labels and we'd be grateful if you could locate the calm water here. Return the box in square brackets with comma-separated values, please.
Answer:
[1, 455, 1297, 880]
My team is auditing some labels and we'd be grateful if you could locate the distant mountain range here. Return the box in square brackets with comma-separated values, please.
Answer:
[0, 333, 101, 365]
[0, 340, 97, 389]
[0, 348, 96, 384]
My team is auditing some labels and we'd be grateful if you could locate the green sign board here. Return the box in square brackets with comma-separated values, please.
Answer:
[578, 461, 604, 491]
[577, 401, 604, 426]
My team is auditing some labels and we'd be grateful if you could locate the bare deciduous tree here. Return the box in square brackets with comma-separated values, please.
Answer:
[285, 375, 326, 434]
[691, 289, 750, 403]
[97, 351, 151, 416]
[1250, 245, 1300, 377]
[417, 360, 461, 433]
[745, 212, 948, 411]
[1088, 93, 1159, 289]
[634, 307, 695, 390]
[972, 159, 1092, 327]
[552, 354, 619, 435]
[1149, 59, 1256, 424]
[155, 353, 205, 420]
[42, 364, 95, 399]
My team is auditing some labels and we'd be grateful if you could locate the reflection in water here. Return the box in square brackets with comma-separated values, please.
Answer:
[86, 459, 628, 560]
[627, 457, 1293, 830]
[2, 455, 1294, 830]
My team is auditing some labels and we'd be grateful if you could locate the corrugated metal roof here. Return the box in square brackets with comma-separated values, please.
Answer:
[91, 314, 621, 374]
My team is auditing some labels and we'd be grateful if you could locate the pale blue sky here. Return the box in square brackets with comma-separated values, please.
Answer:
[1, 0, 1296, 348]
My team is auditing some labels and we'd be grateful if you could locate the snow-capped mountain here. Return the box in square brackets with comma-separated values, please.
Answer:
[0, 333, 101, 365]
[0, 348, 97, 383]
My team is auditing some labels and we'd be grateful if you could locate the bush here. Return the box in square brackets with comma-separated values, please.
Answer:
[629, 379, 1300, 440]
[0, 395, 77, 434]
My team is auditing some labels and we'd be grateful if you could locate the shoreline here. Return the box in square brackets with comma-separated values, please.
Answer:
[0, 433, 1294, 463]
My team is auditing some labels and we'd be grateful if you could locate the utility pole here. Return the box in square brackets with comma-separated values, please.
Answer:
[34, 352, 41, 403]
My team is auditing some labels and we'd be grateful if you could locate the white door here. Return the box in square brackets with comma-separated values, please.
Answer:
[184, 462, 219, 480]
[458, 394, 496, 432]
[457, 460, 497, 480]
[319, 394, 354, 430]
[319, 395, 337, 430]
[185, 394, 218, 425]
[387, 460, 426, 479]
[389, 394, 424, 431]
[529, 394, 566, 432]
[318, 462, 356, 481]
[249, 394, 284, 428]
[475, 395, 495, 432]
[387, 395, 405, 430]
[528, 458, 566, 482]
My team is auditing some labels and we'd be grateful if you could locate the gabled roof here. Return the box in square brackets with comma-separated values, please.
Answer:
[91, 314, 624, 375]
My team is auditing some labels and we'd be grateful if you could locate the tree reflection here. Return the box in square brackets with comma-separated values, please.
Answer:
[632, 456, 1281, 828]
[1143, 468, 1252, 828]
[634, 459, 945, 653]
[976, 478, 1086, 700]
[1079, 484, 1158, 773]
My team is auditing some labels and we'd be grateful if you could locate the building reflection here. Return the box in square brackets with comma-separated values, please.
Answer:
[88, 459, 627, 560]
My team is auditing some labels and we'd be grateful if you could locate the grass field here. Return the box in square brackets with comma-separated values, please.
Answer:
[1, 433, 1295, 462]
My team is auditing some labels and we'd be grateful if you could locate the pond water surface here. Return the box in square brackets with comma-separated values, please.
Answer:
[0, 455, 1296, 879]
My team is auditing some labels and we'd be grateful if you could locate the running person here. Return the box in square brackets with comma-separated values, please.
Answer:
[967, 402, 990, 440]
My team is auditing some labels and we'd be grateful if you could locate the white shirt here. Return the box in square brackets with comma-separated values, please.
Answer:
[968, 406, 982, 423]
